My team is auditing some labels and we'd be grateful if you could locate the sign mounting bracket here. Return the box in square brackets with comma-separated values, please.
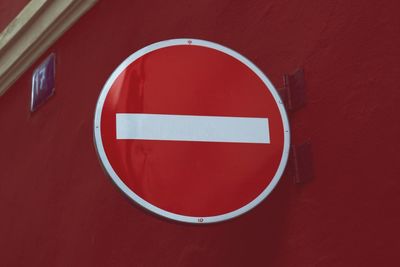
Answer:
[278, 68, 307, 111]
[278, 68, 313, 184]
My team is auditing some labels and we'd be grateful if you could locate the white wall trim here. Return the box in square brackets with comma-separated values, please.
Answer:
[0, 0, 98, 96]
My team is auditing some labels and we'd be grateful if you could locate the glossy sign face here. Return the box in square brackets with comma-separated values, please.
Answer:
[94, 39, 290, 223]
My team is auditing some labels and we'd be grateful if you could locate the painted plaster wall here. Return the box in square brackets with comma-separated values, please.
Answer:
[0, 0, 399, 266]
[0, 0, 29, 32]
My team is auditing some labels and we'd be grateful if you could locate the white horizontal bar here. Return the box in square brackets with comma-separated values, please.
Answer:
[116, 113, 269, 144]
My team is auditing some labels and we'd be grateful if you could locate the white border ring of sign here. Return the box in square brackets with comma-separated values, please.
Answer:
[93, 39, 291, 224]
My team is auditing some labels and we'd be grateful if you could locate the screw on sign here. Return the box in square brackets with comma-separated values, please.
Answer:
[94, 39, 290, 223]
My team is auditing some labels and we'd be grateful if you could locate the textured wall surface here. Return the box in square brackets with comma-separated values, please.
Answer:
[0, 0, 399, 266]
[0, 0, 29, 32]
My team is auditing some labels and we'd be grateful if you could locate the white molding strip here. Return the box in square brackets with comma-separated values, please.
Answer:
[0, 0, 98, 96]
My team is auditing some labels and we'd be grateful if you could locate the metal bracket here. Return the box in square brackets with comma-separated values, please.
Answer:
[277, 69, 312, 183]
[278, 69, 306, 111]
[286, 141, 314, 184]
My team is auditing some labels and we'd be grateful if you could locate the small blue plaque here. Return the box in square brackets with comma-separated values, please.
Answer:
[31, 54, 55, 111]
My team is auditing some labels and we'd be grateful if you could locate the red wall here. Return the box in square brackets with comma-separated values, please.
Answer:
[0, 0, 29, 32]
[1, 0, 399, 266]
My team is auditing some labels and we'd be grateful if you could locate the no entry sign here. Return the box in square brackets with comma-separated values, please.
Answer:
[94, 39, 290, 223]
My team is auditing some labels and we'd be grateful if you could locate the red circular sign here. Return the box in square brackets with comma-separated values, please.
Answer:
[94, 39, 290, 223]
